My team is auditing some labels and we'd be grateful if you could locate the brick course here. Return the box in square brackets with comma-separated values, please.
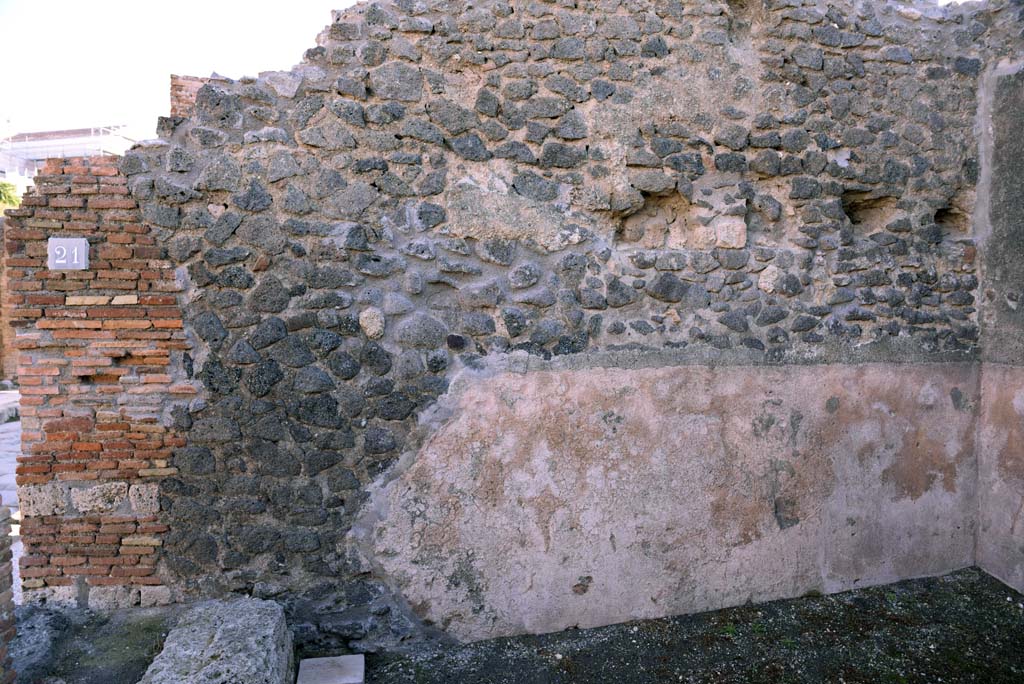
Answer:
[2, 156, 193, 608]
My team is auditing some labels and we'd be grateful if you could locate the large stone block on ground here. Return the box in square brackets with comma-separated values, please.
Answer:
[138, 598, 293, 684]
[10, 605, 71, 684]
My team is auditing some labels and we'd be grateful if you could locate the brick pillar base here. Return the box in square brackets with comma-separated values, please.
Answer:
[4, 157, 193, 609]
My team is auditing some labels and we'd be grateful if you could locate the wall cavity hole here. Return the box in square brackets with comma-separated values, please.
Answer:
[841, 192, 898, 231]
[616, 192, 691, 248]
[935, 206, 969, 234]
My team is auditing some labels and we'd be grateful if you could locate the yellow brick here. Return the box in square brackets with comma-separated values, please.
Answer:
[111, 295, 139, 305]
[138, 468, 178, 477]
[65, 296, 110, 306]
[121, 535, 163, 547]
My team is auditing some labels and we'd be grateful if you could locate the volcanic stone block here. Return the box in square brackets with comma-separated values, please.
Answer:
[138, 598, 293, 684]
[69, 482, 128, 514]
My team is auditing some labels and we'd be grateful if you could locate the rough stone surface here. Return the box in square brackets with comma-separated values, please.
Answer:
[138, 598, 293, 684]
[17, 485, 66, 518]
[9, 605, 70, 684]
[69, 483, 129, 514]
[129, 484, 161, 514]
[87, 586, 141, 612]
[12, 604, 179, 684]
[140, 585, 174, 609]
[359, 307, 386, 340]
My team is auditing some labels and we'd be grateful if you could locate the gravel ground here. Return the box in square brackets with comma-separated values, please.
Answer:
[366, 568, 1024, 684]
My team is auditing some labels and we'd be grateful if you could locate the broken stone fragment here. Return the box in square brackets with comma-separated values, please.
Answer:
[712, 215, 747, 249]
[359, 307, 386, 339]
[758, 264, 784, 294]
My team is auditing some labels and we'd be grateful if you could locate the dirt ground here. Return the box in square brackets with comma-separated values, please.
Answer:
[13, 604, 179, 684]
[366, 568, 1024, 684]
[12, 568, 1023, 683]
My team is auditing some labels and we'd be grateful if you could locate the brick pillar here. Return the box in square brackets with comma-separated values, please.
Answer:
[0, 217, 13, 379]
[3, 156, 195, 610]
[169, 75, 209, 118]
[0, 496, 14, 684]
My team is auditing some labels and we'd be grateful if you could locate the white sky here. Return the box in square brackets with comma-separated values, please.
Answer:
[0, 0, 354, 141]
[0, 0, 971, 141]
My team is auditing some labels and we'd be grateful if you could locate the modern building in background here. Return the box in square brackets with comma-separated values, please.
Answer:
[0, 124, 136, 195]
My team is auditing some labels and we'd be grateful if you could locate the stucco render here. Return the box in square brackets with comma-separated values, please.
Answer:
[978, 364, 1024, 594]
[359, 361, 980, 640]
[975, 60, 1024, 595]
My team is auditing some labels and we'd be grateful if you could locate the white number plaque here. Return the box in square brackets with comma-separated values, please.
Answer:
[47, 237, 89, 270]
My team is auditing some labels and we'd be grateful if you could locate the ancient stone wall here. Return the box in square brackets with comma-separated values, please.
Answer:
[5, 0, 1023, 654]
[2, 156, 194, 609]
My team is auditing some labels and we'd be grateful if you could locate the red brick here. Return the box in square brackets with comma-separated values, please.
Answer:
[11, 157, 184, 603]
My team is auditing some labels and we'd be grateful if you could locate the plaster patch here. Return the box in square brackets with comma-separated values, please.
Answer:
[360, 363, 977, 641]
